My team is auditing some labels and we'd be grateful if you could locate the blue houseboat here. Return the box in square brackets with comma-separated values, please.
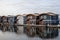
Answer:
[36, 12, 59, 38]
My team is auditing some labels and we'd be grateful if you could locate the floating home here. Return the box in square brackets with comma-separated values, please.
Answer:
[7, 15, 17, 32]
[7, 15, 17, 24]
[16, 15, 24, 33]
[24, 14, 38, 37]
[1, 16, 8, 31]
[36, 12, 59, 38]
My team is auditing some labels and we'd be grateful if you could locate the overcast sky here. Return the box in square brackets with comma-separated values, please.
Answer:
[0, 0, 60, 16]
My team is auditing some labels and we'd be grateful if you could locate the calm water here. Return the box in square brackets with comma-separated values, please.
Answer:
[0, 29, 60, 40]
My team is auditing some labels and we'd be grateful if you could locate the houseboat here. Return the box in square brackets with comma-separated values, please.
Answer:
[1, 16, 8, 32]
[16, 15, 24, 33]
[7, 15, 16, 32]
[24, 14, 36, 37]
[36, 12, 59, 38]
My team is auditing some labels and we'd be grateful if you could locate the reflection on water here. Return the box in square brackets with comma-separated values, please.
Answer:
[0, 30, 60, 40]
[0, 25, 60, 40]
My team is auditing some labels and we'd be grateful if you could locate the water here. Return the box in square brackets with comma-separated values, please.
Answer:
[0, 30, 60, 40]
[0, 26, 59, 40]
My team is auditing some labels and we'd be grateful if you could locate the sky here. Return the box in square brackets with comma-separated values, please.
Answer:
[0, 0, 60, 16]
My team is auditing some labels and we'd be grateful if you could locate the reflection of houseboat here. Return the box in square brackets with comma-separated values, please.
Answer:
[25, 14, 36, 37]
[36, 12, 59, 38]
[16, 15, 24, 33]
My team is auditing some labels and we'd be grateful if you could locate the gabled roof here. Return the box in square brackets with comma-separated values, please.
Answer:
[39, 12, 57, 16]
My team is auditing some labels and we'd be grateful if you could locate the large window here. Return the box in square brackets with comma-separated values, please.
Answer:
[40, 15, 47, 20]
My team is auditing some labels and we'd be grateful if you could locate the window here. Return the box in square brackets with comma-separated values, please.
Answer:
[28, 16, 33, 19]
[40, 15, 47, 20]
